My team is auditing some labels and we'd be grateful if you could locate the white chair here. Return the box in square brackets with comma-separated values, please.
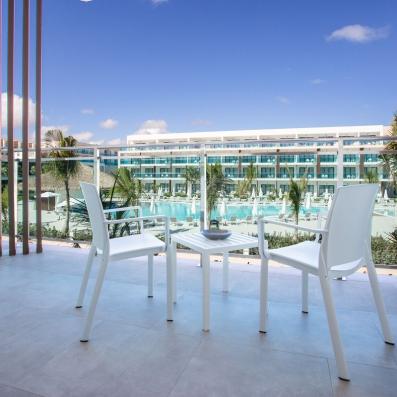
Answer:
[257, 184, 394, 381]
[76, 182, 170, 342]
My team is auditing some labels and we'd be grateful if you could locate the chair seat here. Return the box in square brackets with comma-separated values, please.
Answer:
[269, 240, 363, 276]
[269, 241, 320, 274]
[109, 233, 165, 260]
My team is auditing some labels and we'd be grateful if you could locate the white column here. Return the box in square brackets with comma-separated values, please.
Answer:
[336, 138, 344, 188]
[200, 146, 207, 231]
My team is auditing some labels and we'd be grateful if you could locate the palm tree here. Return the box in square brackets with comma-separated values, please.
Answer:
[111, 168, 143, 237]
[206, 163, 229, 223]
[184, 166, 200, 198]
[364, 169, 379, 184]
[44, 129, 81, 236]
[288, 169, 307, 226]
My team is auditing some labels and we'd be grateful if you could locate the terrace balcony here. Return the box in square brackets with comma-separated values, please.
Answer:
[1, 240, 397, 397]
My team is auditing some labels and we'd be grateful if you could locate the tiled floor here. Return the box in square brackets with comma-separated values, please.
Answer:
[0, 243, 396, 396]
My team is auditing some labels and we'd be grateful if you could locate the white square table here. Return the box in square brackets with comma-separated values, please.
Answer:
[166, 232, 259, 331]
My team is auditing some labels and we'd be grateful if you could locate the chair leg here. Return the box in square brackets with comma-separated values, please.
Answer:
[366, 259, 394, 344]
[171, 241, 177, 303]
[75, 245, 96, 308]
[302, 271, 309, 314]
[80, 255, 109, 342]
[148, 254, 154, 298]
[202, 253, 211, 332]
[319, 274, 350, 381]
[166, 246, 173, 322]
[259, 257, 269, 333]
[222, 253, 229, 293]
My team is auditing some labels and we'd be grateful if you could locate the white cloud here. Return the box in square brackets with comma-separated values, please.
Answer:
[42, 125, 69, 134]
[135, 119, 168, 135]
[1, 92, 36, 128]
[150, 0, 168, 5]
[192, 119, 212, 127]
[81, 108, 94, 115]
[327, 24, 390, 43]
[107, 138, 123, 146]
[100, 118, 118, 129]
[276, 96, 290, 105]
[310, 78, 326, 85]
[74, 131, 94, 142]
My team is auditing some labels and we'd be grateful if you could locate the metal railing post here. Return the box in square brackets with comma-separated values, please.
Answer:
[200, 146, 207, 231]
[93, 148, 100, 192]
[336, 138, 344, 188]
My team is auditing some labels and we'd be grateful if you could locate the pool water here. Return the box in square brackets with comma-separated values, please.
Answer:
[140, 201, 324, 221]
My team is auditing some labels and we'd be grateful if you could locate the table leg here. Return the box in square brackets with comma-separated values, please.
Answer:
[171, 241, 177, 303]
[222, 252, 229, 293]
[202, 253, 211, 331]
[166, 242, 174, 321]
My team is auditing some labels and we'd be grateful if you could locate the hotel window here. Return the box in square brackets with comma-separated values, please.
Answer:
[174, 168, 185, 177]
[208, 156, 221, 164]
[173, 157, 188, 164]
[343, 167, 356, 179]
[279, 155, 295, 163]
[144, 168, 154, 177]
[280, 184, 289, 193]
[364, 154, 379, 163]
[364, 167, 378, 176]
[319, 167, 335, 179]
[260, 155, 275, 163]
[319, 155, 336, 163]
[319, 185, 335, 194]
[260, 184, 274, 193]
[279, 167, 294, 178]
[224, 156, 239, 164]
[141, 158, 155, 164]
[156, 158, 171, 165]
[298, 167, 314, 178]
[242, 156, 256, 163]
[298, 154, 315, 163]
[306, 185, 314, 193]
[225, 168, 238, 177]
[260, 168, 275, 178]
[343, 154, 357, 163]
[188, 157, 200, 164]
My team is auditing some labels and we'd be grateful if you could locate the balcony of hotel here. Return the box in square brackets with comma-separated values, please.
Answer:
[1, 1, 397, 397]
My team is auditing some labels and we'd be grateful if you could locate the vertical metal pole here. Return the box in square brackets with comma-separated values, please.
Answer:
[35, 0, 43, 253]
[14, 159, 18, 235]
[200, 146, 207, 231]
[22, 0, 30, 254]
[7, 0, 16, 256]
[336, 138, 344, 188]
[93, 148, 100, 192]
[0, 0, 3, 257]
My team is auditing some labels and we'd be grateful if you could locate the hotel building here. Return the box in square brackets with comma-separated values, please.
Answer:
[123, 125, 391, 196]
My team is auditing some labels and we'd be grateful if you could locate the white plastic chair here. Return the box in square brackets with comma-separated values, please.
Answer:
[76, 182, 170, 342]
[257, 184, 394, 381]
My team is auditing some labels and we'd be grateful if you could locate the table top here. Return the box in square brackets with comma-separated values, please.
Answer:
[171, 232, 258, 254]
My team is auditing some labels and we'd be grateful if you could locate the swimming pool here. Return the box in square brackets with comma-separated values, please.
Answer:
[139, 201, 325, 221]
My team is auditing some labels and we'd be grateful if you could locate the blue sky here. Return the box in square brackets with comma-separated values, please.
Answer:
[1, 0, 397, 144]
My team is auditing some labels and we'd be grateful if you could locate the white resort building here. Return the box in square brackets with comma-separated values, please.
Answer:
[123, 124, 391, 196]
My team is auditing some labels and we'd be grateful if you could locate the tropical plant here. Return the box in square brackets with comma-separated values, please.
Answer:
[44, 129, 81, 236]
[110, 168, 143, 237]
[206, 163, 229, 223]
[381, 113, 397, 194]
[184, 166, 200, 198]
[234, 162, 257, 199]
[364, 169, 379, 184]
[1, 186, 9, 223]
[287, 169, 307, 226]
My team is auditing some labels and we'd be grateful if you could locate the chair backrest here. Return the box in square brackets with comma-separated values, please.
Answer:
[322, 184, 378, 270]
[80, 182, 109, 252]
